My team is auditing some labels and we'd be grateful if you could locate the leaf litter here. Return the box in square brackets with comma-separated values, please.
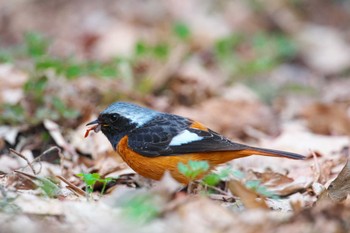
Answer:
[1, 0, 350, 232]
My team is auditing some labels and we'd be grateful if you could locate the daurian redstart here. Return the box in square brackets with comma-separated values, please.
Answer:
[86, 102, 304, 183]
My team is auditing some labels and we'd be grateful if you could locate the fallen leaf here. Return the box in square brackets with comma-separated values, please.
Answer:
[268, 177, 313, 197]
[43, 119, 78, 157]
[327, 160, 350, 202]
[0, 64, 27, 104]
[228, 179, 268, 209]
[0, 126, 19, 145]
[300, 102, 350, 136]
[69, 117, 112, 159]
[166, 196, 237, 233]
[173, 98, 279, 140]
[296, 24, 350, 74]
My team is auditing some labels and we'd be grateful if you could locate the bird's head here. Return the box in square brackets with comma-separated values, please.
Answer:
[85, 102, 158, 149]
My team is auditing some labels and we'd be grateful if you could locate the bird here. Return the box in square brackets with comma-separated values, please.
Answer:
[85, 102, 305, 184]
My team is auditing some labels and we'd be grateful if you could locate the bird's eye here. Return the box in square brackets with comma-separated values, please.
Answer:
[110, 114, 119, 122]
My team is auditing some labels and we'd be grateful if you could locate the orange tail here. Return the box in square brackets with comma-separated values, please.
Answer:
[239, 147, 305, 160]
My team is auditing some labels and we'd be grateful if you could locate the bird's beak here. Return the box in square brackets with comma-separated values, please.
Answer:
[84, 119, 102, 138]
[86, 119, 99, 126]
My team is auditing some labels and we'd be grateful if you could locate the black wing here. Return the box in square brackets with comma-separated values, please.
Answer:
[127, 114, 248, 157]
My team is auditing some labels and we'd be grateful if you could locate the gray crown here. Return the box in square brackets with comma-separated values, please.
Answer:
[101, 102, 159, 126]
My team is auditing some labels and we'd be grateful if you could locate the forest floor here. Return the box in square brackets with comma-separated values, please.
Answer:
[1, 1, 350, 232]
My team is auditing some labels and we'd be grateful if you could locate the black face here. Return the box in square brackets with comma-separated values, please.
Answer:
[98, 113, 138, 149]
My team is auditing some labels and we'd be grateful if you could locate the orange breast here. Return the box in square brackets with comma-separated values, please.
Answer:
[117, 136, 249, 184]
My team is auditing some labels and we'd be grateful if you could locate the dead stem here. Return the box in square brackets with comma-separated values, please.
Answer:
[10, 148, 37, 175]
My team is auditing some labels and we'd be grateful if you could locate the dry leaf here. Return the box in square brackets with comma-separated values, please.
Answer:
[43, 119, 77, 157]
[268, 177, 313, 197]
[70, 117, 113, 159]
[0, 64, 27, 104]
[327, 160, 350, 202]
[0, 126, 19, 145]
[167, 197, 237, 233]
[301, 102, 350, 136]
[296, 24, 350, 74]
[228, 180, 268, 209]
[173, 98, 278, 140]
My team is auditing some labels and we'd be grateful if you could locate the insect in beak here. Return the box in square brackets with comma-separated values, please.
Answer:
[84, 119, 102, 138]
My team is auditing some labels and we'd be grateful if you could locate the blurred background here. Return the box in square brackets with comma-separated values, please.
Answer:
[1, 0, 350, 152]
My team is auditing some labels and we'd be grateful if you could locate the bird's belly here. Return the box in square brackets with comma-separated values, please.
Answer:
[117, 136, 247, 183]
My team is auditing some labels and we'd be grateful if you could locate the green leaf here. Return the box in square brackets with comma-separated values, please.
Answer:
[0, 104, 25, 124]
[37, 177, 61, 198]
[135, 41, 149, 56]
[214, 34, 242, 59]
[275, 35, 297, 59]
[24, 32, 49, 57]
[77, 173, 100, 187]
[245, 180, 261, 189]
[202, 167, 242, 186]
[202, 173, 221, 186]
[188, 160, 209, 173]
[99, 177, 113, 195]
[245, 179, 278, 198]
[65, 64, 83, 79]
[177, 162, 189, 177]
[98, 65, 118, 78]
[23, 76, 48, 95]
[35, 57, 63, 71]
[77, 173, 112, 195]
[77, 173, 101, 194]
[51, 97, 66, 113]
[173, 22, 191, 39]
[52, 96, 80, 119]
[153, 43, 169, 59]
[178, 160, 209, 180]
[34, 107, 59, 122]
[231, 169, 245, 179]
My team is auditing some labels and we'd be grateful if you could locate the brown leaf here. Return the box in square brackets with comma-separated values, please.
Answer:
[249, 170, 312, 196]
[327, 160, 350, 202]
[0, 64, 28, 104]
[228, 180, 268, 209]
[301, 102, 350, 136]
[173, 98, 278, 140]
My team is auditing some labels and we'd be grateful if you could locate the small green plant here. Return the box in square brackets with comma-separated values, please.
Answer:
[177, 160, 210, 181]
[134, 40, 170, 60]
[77, 173, 112, 195]
[202, 166, 245, 186]
[245, 180, 278, 198]
[24, 32, 50, 58]
[213, 32, 298, 80]
[37, 177, 62, 198]
[0, 104, 26, 124]
[173, 22, 191, 40]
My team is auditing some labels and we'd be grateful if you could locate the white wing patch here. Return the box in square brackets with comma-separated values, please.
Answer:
[169, 130, 203, 146]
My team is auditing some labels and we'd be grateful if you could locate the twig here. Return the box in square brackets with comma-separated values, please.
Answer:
[56, 175, 86, 196]
[200, 181, 232, 196]
[31, 146, 61, 164]
[10, 148, 37, 175]
[311, 150, 321, 183]
[14, 170, 38, 179]
[208, 194, 236, 202]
